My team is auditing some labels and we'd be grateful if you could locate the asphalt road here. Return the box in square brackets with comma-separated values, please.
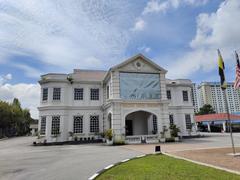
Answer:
[0, 133, 239, 180]
[0, 137, 142, 180]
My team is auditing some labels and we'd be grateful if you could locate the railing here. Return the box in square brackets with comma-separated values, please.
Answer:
[125, 136, 141, 144]
[145, 135, 159, 144]
[125, 135, 159, 144]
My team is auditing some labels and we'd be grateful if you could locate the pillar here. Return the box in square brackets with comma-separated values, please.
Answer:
[207, 122, 211, 132]
[222, 122, 226, 132]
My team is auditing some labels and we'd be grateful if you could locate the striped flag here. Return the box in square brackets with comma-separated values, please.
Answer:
[218, 49, 227, 90]
[234, 51, 240, 89]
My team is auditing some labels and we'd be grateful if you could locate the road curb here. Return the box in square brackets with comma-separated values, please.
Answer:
[88, 154, 146, 180]
[89, 150, 240, 180]
[0, 137, 8, 141]
[163, 152, 240, 176]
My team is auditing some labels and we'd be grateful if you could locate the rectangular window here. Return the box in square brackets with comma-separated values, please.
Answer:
[53, 88, 61, 100]
[51, 116, 60, 135]
[42, 88, 48, 101]
[185, 114, 192, 129]
[167, 90, 171, 100]
[169, 114, 174, 126]
[40, 116, 46, 135]
[73, 116, 83, 133]
[90, 115, 99, 133]
[107, 86, 110, 99]
[90, 88, 99, 100]
[152, 115, 158, 133]
[74, 88, 83, 100]
[183, 91, 189, 101]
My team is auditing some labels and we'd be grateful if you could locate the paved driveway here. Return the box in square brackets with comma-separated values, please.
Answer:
[123, 133, 240, 154]
[0, 137, 142, 180]
[1, 133, 240, 180]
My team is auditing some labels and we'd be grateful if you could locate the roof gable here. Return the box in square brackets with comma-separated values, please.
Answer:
[110, 54, 167, 73]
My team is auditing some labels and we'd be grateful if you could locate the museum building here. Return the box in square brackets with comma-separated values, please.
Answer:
[38, 54, 196, 143]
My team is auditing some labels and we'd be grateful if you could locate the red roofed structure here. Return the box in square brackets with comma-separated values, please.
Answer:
[195, 113, 240, 122]
[195, 113, 240, 132]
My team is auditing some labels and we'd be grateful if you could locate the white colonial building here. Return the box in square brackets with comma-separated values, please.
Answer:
[38, 54, 196, 143]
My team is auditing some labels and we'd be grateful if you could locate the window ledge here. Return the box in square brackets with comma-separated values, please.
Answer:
[52, 100, 61, 102]
[73, 133, 85, 136]
[38, 135, 46, 138]
[51, 135, 61, 137]
[89, 133, 99, 135]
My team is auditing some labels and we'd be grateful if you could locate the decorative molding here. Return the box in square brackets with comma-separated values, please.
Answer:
[38, 106, 102, 111]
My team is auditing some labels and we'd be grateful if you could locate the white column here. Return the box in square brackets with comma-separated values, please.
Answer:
[222, 122, 226, 132]
[207, 122, 211, 132]
[46, 116, 52, 142]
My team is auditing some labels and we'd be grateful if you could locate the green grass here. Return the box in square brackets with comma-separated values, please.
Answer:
[97, 154, 240, 180]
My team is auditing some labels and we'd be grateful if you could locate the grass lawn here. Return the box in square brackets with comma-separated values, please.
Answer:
[96, 154, 240, 180]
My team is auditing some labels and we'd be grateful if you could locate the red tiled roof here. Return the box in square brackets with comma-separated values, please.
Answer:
[195, 113, 240, 122]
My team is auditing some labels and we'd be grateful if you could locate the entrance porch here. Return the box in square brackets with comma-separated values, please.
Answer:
[124, 110, 159, 144]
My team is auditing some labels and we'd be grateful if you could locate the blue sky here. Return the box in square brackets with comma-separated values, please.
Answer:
[0, 0, 240, 118]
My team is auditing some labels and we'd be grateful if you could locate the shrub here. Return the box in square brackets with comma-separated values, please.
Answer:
[68, 131, 74, 137]
[169, 124, 180, 137]
[113, 140, 125, 146]
[165, 137, 175, 142]
[104, 129, 113, 140]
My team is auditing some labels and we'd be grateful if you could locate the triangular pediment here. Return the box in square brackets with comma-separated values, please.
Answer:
[110, 54, 167, 73]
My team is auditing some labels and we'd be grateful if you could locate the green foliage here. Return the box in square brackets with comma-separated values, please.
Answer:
[68, 131, 74, 137]
[165, 137, 175, 142]
[67, 75, 73, 84]
[0, 98, 33, 137]
[169, 124, 180, 137]
[113, 140, 125, 146]
[97, 155, 240, 180]
[104, 129, 113, 140]
[196, 104, 216, 115]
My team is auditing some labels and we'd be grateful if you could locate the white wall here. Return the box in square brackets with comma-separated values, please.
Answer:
[39, 109, 103, 142]
[40, 82, 103, 107]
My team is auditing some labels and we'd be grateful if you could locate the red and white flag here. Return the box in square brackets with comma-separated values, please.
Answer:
[234, 51, 240, 89]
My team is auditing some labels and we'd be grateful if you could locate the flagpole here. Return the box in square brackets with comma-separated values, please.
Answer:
[223, 89, 236, 154]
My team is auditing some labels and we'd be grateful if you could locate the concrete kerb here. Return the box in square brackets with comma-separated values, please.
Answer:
[163, 152, 240, 176]
[88, 154, 147, 180]
[0, 137, 8, 141]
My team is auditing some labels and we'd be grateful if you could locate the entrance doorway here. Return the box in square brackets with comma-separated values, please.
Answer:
[125, 120, 133, 136]
[125, 110, 157, 136]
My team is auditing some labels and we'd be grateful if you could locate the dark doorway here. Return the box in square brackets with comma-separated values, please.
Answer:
[125, 120, 133, 136]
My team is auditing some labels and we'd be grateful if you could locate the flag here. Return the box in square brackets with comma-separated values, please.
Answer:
[218, 49, 227, 90]
[234, 51, 240, 89]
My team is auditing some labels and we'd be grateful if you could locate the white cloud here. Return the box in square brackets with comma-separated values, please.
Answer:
[0, 73, 12, 85]
[143, 0, 208, 14]
[167, 0, 240, 79]
[0, 83, 40, 119]
[13, 64, 42, 78]
[131, 18, 145, 31]
[138, 46, 151, 53]
[143, 1, 169, 14]
[0, 0, 135, 72]
[191, 0, 240, 49]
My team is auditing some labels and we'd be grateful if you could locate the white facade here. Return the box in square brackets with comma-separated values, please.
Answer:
[38, 54, 196, 143]
[198, 82, 240, 113]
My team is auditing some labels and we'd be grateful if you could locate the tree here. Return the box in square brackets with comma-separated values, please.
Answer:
[196, 104, 216, 115]
[0, 101, 12, 137]
[0, 98, 33, 137]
